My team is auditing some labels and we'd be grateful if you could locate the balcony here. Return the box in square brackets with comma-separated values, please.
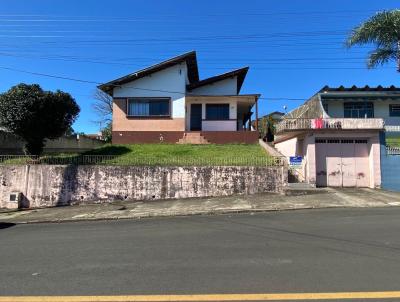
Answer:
[275, 118, 385, 134]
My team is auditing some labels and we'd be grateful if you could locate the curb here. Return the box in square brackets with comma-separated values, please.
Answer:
[0, 205, 358, 225]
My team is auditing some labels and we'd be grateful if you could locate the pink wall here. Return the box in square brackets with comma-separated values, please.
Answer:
[275, 136, 307, 183]
[274, 137, 298, 157]
[276, 130, 381, 188]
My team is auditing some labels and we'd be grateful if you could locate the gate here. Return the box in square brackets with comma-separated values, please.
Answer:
[315, 138, 370, 187]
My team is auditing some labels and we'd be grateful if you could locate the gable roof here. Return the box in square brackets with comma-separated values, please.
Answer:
[187, 67, 249, 94]
[98, 51, 199, 95]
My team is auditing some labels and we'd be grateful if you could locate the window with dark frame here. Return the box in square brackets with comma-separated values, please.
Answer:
[205, 104, 229, 120]
[343, 102, 374, 118]
[127, 98, 170, 117]
[389, 104, 400, 117]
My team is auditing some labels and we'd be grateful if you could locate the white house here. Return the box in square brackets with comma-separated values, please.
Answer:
[99, 51, 260, 144]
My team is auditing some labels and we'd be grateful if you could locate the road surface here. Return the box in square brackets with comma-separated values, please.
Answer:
[1, 207, 400, 301]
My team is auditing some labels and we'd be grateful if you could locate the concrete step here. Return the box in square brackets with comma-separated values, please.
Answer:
[178, 133, 210, 144]
[284, 183, 329, 196]
[184, 132, 202, 136]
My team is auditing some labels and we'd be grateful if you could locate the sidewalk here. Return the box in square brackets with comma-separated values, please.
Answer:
[1, 188, 400, 224]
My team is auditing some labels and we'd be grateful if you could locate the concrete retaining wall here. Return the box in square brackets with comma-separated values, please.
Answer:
[0, 165, 287, 209]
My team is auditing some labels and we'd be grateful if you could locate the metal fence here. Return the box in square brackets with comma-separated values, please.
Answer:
[386, 146, 400, 155]
[385, 125, 400, 132]
[0, 155, 286, 167]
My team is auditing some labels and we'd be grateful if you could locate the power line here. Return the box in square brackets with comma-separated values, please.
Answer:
[0, 65, 298, 100]
[0, 53, 383, 70]
[0, 10, 379, 21]
[0, 65, 103, 85]
[0, 64, 386, 103]
[0, 51, 372, 65]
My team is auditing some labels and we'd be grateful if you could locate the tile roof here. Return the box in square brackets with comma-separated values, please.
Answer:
[319, 85, 400, 93]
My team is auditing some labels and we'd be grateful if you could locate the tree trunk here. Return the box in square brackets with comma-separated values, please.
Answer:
[24, 139, 45, 156]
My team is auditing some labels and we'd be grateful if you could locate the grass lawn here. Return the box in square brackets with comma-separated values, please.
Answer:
[84, 143, 275, 166]
[386, 137, 400, 147]
[0, 144, 278, 166]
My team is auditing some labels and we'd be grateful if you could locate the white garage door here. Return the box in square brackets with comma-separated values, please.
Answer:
[315, 138, 370, 187]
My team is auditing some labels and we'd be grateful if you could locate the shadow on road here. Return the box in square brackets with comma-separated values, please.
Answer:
[0, 222, 16, 229]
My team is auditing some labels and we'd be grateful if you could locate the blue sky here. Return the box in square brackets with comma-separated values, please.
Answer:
[1, 0, 399, 133]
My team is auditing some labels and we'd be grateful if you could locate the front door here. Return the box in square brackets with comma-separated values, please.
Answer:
[190, 104, 202, 131]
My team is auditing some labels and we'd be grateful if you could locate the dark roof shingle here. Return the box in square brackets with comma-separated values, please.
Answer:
[319, 85, 400, 93]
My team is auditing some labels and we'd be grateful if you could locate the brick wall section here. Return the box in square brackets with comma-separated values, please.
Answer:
[201, 131, 259, 144]
[0, 165, 287, 209]
[113, 98, 185, 132]
[112, 131, 184, 143]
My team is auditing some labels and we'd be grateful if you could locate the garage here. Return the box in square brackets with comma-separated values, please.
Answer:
[315, 138, 370, 187]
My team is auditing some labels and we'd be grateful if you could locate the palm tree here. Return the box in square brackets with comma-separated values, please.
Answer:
[346, 10, 400, 72]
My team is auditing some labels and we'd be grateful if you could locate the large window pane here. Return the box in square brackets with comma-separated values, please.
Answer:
[129, 101, 149, 116]
[206, 104, 229, 120]
[343, 102, 373, 118]
[128, 98, 170, 116]
[389, 104, 400, 117]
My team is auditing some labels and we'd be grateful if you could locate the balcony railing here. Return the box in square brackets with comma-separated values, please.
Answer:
[385, 125, 400, 132]
[276, 118, 385, 134]
[202, 120, 237, 131]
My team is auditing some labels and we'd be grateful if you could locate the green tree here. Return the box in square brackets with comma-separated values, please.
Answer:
[346, 10, 400, 71]
[101, 122, 112, 143]
[0, 83, 80, 155]
[65, 126, 76, 136]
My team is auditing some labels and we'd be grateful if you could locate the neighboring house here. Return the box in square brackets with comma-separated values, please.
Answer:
[255, 111, 284, 142]
[98, 51, 260, 144]
[274, 85, 400, 189]
[266, 111, 285, 122]
[86, 133, 106, 141]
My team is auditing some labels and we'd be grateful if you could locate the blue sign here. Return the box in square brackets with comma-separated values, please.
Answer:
[289, 156, 303, 167]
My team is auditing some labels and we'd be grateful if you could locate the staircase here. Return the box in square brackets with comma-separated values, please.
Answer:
[178, 132, 210, 144]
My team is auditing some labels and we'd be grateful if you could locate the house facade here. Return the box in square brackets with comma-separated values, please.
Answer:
[274, 86, 400, 188]
[99, 51, 260, 144]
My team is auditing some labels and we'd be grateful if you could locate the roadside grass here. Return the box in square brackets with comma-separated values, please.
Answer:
[0, 144, 280, 166]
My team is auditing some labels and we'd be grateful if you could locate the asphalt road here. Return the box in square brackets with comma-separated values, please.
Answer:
[1, 207, 400, 301]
